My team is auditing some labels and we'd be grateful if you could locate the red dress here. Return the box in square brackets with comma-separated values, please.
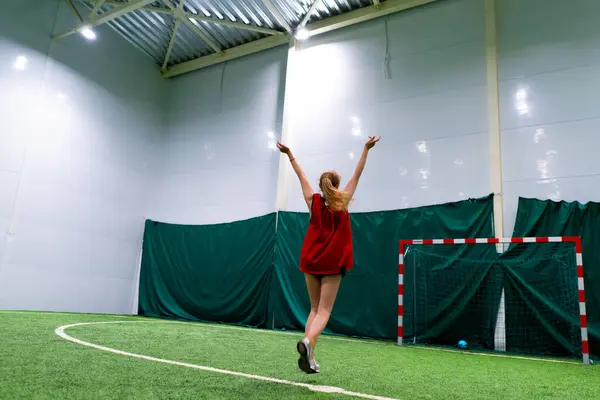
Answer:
[299, 193, 354, 275]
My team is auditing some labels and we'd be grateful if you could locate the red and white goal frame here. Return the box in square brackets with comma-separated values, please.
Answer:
[398, 236, 590, 364]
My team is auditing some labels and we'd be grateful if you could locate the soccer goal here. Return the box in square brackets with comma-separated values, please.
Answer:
[397, 237, 590, 364]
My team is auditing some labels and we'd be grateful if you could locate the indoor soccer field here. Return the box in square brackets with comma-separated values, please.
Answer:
[1, 311, 599, 400]
[4, 0, 600, 399]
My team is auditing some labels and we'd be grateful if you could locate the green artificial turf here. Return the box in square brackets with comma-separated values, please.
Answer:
[1, 311, 598, 399]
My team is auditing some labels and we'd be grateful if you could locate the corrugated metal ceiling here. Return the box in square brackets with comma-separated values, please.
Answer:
[76, 0, 372, 68]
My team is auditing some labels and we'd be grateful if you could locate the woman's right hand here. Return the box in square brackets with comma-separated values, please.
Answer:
[277, 141, 291, 154]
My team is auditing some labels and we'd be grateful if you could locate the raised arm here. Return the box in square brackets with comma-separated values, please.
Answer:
[277, 142, 314, 210]
[344, 136, 381, 198]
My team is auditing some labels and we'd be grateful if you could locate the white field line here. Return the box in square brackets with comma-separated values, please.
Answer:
[0, 310, 580, 365]
[55, 321, 400, 400]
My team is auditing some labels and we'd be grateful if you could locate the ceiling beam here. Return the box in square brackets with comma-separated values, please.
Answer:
[88, 0, 106, 20]
[162, 0, 222, 53]
[307, 0, 437, 36]
[96, 0, 282, 35]
[67, 0, 84, 23]
[161, 1, 184, 71]
[53, 0, 157, 39]
[187, 14, 283, 36]
[98, 0, 171, 13]
[139, 5, 172, 14]
[261, 0, 293, 34]
[164, 0, 437, 77]
[180, 17, 223, 53]
[162, 34, 290, 78]
[299, 0, 324, 28]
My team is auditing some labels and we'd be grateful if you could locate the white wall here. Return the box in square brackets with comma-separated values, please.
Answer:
[0, 0, 163, 313]
[150, 47, 288, 224]
[498, 0, 600, 235]
[284, 0, 489, 212]
[4, 0, 600, 314]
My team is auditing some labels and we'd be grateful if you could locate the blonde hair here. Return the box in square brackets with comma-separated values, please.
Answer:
[319, 171, 351, 212]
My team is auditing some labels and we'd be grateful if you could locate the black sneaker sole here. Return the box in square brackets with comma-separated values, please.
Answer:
[297, 340, 318, 374]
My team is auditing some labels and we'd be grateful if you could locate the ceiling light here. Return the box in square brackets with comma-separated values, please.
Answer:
[295, 28, 309, 41]
[14, 55, 28, 71]
[80, 26, 97, 41]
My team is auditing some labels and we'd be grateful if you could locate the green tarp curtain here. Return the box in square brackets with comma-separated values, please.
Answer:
[272, 194, 495, 339]
[139, 195, 495, 341]
[509, 197, 600, 358]
[138, 214, 276, 327]
[138, 194, 597, 358]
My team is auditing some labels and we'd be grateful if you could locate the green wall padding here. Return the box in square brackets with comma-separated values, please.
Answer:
[510, 197, 600, 358]
[138, 214, 276, 327]
[271, 194, 495, 339]
[138, 194, 597, 358]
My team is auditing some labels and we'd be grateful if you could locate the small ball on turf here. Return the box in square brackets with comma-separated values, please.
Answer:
[458, 340, 467, 349]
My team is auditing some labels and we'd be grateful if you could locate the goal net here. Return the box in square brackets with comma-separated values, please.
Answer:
[398, 237, 590, 364]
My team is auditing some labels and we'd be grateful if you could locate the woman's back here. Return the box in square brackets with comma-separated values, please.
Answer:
[299, 193, 353, 275]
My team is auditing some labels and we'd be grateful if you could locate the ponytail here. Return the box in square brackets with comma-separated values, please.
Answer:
[320, 173, 351, 211]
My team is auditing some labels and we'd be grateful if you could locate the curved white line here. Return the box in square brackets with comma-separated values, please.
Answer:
[55, 321, 400, 400]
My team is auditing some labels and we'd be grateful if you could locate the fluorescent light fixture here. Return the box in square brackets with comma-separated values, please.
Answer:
[14, 56, 27, 71]
[295, 28, 310, 41]
[79, 26, 97, 41]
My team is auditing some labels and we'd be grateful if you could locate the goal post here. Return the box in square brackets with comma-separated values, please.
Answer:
[398, 236, 590, 365]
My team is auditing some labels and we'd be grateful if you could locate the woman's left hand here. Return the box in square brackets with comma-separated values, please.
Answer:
[365, 136, 381, 150]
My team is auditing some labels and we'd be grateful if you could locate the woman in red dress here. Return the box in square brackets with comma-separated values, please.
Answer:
[277, 136, 381, 374]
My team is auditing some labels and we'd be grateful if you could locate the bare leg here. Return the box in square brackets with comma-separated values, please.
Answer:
[304, 273, 321, 336]
[306, 274, 342, 347]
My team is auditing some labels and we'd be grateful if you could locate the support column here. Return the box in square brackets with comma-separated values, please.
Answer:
[485, 0, 503, 239]
[485, 0, 506, 352]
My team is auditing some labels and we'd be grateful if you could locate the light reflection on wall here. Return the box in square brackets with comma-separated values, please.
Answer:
[515, 87, 530, 116]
